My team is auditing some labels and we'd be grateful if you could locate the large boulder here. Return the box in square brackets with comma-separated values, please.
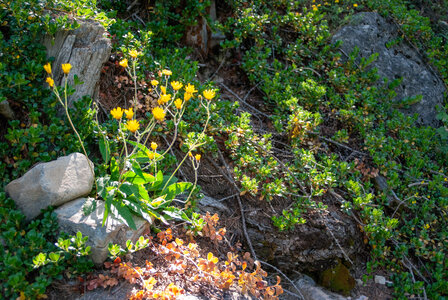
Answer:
[5, 152, 94, 220]
[245, 204, 362, 273]
[332, 12, 446, 126]
[43, 19, 111, 107]
[55, 198, 151, 265]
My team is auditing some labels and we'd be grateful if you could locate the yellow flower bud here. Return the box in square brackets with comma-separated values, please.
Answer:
[110, 107, 124, 120]
[125, 119, 140, 133]
[174, 98, 182, 109]
[61, 63, 72, 75]
[202, 89, 216, 100]
[151, 142, 158, 150]
[44, 63, 52, 74]
[46, 77, 54, 87]
[171, 81, 183, 91]
[124, 107, 134, 120]
[119, 58, 128, 68]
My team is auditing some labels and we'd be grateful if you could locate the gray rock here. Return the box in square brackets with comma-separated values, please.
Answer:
[292, 274, 347, 300]
[0, 100, 15, 120]
[246, 205, 362, 273]
[332, 12, 446, 126]
[198, 195, 231, 215]
[5, 152, 94, 220]
[55, 198, 151, 266]
[374, 275, 386, 285]
[43, 19, 111, 107]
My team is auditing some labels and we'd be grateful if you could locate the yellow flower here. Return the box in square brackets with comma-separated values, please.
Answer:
[151, 80, 159, 86]
[188, 152, 193, 157]
[160, 86, 167, 95]
[129, 49, 139, 58]
[184, 92, 193, 101]
[195, 154, 201, 161]
[148, 152, 155, 160]
[202, 89, 216, 100]
[312, 5, 318, 11]
[119, 58, 128, 68]
[44, 63, 52, 74]
[152, 106, 165, 121]
[46, 77, 54, 87]
[151, 142, 158, 150]
[185, 83, 197, 94]
[335, 0, 339, 2]
[158, 94, 171, 105]
[61, 63, 72, 75]
[353, 3, 358, 7]
[111, 107, 124, 120]
[126, 119, 140, 133]
[171, 81, 183, 91]
[174, 98, 182, 109]
[162, 69, 172, 76]
[424, 224, 430, 230]
[124, 107, 134, 119]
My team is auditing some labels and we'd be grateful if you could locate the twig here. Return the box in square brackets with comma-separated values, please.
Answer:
[259, 260, 304, 300]
[214, 147, 258, 262]
[208, 57, 226, 81]
[316, 134, 368, 157]
[220, 83, 271, 119]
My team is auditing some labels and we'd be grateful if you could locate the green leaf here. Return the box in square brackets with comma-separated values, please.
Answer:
[123, 171, 155, 185]
[120, 182, 140, 198]
[112, 202, 137, 230]
[162, 182, 193, 201]
[110, 157, 120, 181]
[99, 137, 110, 164]
[147, 171, 164, 191]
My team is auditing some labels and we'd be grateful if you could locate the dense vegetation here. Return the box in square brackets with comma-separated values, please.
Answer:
[0, 0, 447, 299]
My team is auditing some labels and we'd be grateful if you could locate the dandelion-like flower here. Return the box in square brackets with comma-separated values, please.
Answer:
[152, 106, 165, 121]
[126, 119, 140, 133]
[171, 81, 183, 91]
[151, 80, 159, 86]
[160, 86, 167, 95]
[111, 107, 124, 120]
[162, 69, 172, 76]
[174, 99, 182, 109]
[44, 63, 52, 74]
[195, 154, 201, 161]
[119, 59, 128, 68]
[353, 3, 358, 7]
[62, 63, 72, 75]
[158, 94, 171, 105]
[202, 89, 216, 100]
[46, 77, 54, 87]
[184, 93, 193, 101]
[124, 107, 134, 119]
[185, 83, 197, 94]
[148, 152, 155, 160]
[151, 142, 158, 150]
[129, 50, 139, 58]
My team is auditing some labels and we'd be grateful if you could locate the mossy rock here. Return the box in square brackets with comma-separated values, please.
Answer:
[319, 260, 355, 296]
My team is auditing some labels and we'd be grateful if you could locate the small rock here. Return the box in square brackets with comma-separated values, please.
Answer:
[355, 278, 364, 286]
[198, 195, 231, 215]
[5, 152, 94, 220]
[374, 275, 386, 285]
[0, 100, 15, 120]
[355, 296, 369, 300]
[294, 273, 347, 300]
[55, 198, 151, 265]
